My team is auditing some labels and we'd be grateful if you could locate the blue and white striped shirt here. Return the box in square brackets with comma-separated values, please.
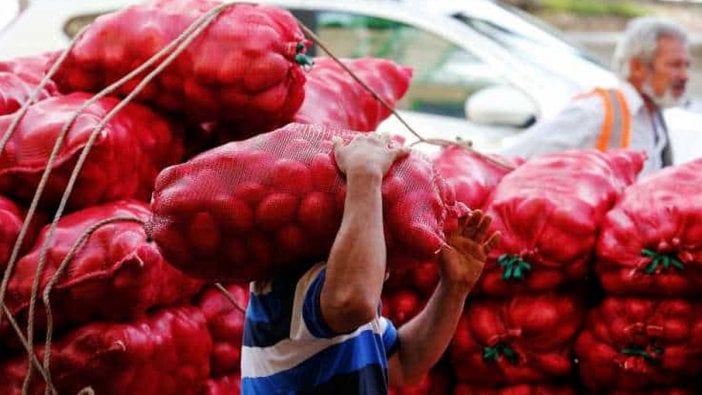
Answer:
[241, 263, 399, 394]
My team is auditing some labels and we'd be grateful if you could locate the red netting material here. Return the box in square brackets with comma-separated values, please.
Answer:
[1, 201, 203, 349]
[0, 196, 45, 272]
[575, 297, 702, 391]
[294, 57, 412, 131]
[0, 53, 59, 116]
[0, 93, 183, 211]
[0, 306, 212, 395]
[149, 122, 462, 282]
[52, 0, 309, 136]
[450, 292, 585, 386]
[596, 158, 702, 297]
[432, 145, 522, 211]
[477, 149, 645, 295]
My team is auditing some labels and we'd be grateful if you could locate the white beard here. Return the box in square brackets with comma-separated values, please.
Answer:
[641, 78, 684, 108]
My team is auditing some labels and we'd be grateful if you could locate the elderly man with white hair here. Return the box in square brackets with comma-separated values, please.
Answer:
[501, 16, 691, 175]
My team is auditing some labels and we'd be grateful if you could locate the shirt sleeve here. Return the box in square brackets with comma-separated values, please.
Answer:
[380, 316, 399, 357]
[302, 267, 339, 338]
[499, 95, 604, 159]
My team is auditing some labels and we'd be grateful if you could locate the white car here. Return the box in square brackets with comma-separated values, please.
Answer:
[1, 0, 700, 162]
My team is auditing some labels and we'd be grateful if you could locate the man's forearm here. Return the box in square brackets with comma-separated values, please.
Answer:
[389, 280, 469, 385]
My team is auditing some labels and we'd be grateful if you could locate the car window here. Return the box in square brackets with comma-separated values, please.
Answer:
[449, 4, 615, 90]
[300, 10, 508, 119]
[62, 7, 509, 120]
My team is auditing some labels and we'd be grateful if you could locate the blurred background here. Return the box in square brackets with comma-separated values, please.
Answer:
[3, 0, 699, 96]
[502, 0, 702, 97]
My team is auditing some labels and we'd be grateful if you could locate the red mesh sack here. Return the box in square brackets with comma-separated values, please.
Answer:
[0, 53, 59, 116]
[575, 297, 702, 392]
[294, 57, 412, 131]
[203, 374, 241, 395]
[596, 158, 702, 297]
[53, 0, 310, 136]
[1, 200, 203, 349]
[388, 369, 451, 395]
[0, 195, 46, 272]
[0, 306, 212, 395]
[611, 390, 699, 395]
[453, 384, 577, 395]
[449, 292, 585, 386]
[381, 288, 425, 327]
[384, 254, 440, 298]
[199, 283, 248, 377]
[432, 146, 522, 211]
[0, 92, 183, 211]
[477, 149, 644, 296]
[149, 123, 462, 282]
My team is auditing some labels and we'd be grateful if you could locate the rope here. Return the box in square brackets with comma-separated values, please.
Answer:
[412, 137, 516, 170]
[0, 28, 87, 158]
[39, 216, 144, 394]
[214, 283, 247, 314]
[294, 22, 424, 142]
[0, 28, 89, 331]
[295, 19, 517, 172]
[0, 0, 230, 334]
[1, 304, 57, 395]
[19, 3, 237, 392]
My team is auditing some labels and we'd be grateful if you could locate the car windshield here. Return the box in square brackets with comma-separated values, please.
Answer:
[450, 2, 613, 90]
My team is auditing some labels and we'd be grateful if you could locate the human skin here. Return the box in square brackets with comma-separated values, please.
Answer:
[630, 35, 691, 111]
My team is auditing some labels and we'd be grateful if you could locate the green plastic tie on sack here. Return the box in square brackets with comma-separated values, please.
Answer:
[294, 42, 314, 67]
[497, 254, 532, 281]
[621, 345, 663, 363]
[483, 343, 519, 365]
[641, 248, 685, 274]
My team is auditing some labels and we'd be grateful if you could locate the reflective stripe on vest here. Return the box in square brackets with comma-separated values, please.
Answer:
[590, 88, 632, 151]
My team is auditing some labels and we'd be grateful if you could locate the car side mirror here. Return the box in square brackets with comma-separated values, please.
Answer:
[465, 85, 537, 128]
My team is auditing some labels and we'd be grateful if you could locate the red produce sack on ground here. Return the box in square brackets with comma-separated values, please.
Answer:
[199, 284, 248, 377]
[0, 306, 212, 395]
[0, 195, 46, 272]
[575, 297, 702, 392]
[611, 390, 699, 395]
[149, 123, 463, 282]
[432, 146, 522, 211]
[381, 288, 425, 327]
[293, 57, 412, 131]
[388, 369, 451, 395]
[596, 158, 702, 297]
[0, 92, 183, 211]
[2, 201, 203, 349]
[477, 149, 644, 296]
[0, 53, 59, 116]
[53, 0, 310, 136]
[202, 374, 241, 395]
[449, 293, 585, 386]
[384, 254, 440, 298]
[454, 384, 577, 395]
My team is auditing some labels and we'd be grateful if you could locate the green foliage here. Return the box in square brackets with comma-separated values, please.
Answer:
[540, 0, 648, 17]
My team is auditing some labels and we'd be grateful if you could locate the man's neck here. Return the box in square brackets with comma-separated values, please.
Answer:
[641, 94, 660, 115]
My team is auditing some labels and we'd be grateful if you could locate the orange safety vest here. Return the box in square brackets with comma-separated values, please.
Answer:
[576, 88, 632, 151]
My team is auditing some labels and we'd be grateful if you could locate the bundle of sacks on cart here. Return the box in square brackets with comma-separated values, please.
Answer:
[1, 0, 701, 394]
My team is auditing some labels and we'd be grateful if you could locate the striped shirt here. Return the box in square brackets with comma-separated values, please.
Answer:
[241, 263, 399, 394]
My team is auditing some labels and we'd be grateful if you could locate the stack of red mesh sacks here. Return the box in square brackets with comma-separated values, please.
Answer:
[198, 284, 249, 395]
[576, 158, 702, 394]
[0, 0, 317, 392]
[382, 146, 520, 393]
[447, 149, 645, 394]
